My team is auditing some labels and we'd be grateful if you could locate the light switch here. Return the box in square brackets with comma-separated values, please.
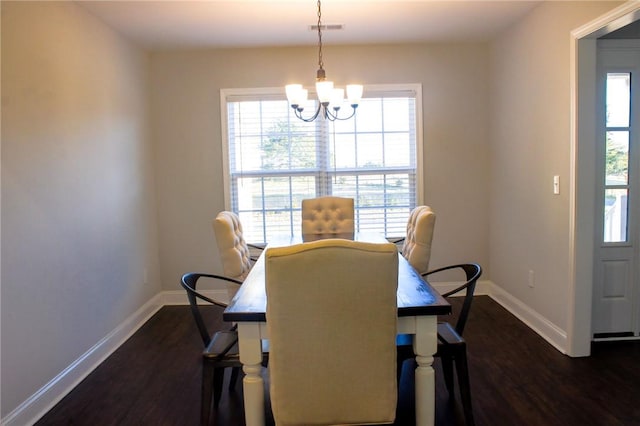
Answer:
[553, 175, 560, 195]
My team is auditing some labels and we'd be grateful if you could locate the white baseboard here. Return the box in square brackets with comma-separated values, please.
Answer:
[432, 279, 568, 353]
[487, 281, 568, 354]
[162, 289, 229, 306]
[2, 294, 164, 426]
[2, 288, 229, 426]
[430, 279, 492, 297]
[162, 289, 192, 305]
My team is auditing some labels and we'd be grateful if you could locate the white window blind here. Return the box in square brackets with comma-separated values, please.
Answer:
[221, 85, 421, 244]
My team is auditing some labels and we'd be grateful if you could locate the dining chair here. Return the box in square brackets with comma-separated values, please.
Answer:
[301, 196, 355, 235]
[199, 211, 265, 424]
[209, 211, 256, 401]
[265, 239, 399, 425]
[397, 263, 482, 426]
[181, 272, 244, 426]
[182, 273, 270, 425]
[212, 210, 262, 306]
[401, 205, 436, 274]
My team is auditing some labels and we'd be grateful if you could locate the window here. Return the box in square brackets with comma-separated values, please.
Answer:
[221, 85, 422, 244]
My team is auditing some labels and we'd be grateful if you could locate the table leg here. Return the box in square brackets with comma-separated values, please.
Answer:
[413, 315, 438, 426]
[237, 323, 265, 426]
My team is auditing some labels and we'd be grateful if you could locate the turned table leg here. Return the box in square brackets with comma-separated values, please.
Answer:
[413, 315, 438, 426]
[238, 323, 265, 426]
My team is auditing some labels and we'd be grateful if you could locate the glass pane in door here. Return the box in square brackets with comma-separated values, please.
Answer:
[606, 73, 630, 127]
[604, 188, 628, 243]
[605, 131, 629, 185]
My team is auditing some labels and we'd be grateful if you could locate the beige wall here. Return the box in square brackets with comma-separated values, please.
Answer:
[149, 44, 491, 292]
[489, 1, 622, 332]
[1, 1, 159, 417]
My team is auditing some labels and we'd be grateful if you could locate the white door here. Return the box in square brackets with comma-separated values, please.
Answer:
[592, 40, 640, 339]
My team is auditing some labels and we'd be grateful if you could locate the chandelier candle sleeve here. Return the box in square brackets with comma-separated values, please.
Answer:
[316, 81, 335, 104]
[285, 84, 308, 107]
[330, 88, 344, 110]
[347, 85, 364, 106]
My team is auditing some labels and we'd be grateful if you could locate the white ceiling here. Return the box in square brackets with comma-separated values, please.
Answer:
[76, 0, 542, 50]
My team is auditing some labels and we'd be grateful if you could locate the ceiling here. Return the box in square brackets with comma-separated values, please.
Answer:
[76, 0, 542, 50]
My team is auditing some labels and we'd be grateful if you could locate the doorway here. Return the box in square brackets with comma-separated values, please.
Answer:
[592, 39, 640, 339]
[570, 4, 640, 356]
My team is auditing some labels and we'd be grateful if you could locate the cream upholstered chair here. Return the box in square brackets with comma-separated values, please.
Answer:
[212, 211, 262, 305]
[265, 239, 399, 426]
[178, 212, 263, 424]
[301, 196, 355, 235]
[401, 205, 436, 275]
[213, 211, 254, 281]
[188, 213, 260, 424]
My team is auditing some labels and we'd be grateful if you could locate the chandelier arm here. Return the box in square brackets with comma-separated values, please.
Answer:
[293, 104, 323, 123]
[324, 106, 358, 121]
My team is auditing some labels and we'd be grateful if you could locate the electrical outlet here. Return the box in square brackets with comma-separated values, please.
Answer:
[143, 268, 149, 285]
[528, 270, 535, 288]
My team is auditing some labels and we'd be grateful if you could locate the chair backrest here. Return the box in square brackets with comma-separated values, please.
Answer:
[402, 205, 436, 274]
[301, 196, 355, 235]
[427, 263, 482, 336]
[212, 211, 253, 281]
[181, 272, 242, 347]
[265, 239, 398, 426]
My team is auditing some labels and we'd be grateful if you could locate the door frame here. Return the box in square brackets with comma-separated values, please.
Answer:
[569, 2, 640, 356]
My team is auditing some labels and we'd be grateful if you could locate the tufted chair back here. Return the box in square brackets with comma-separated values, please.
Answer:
[402, 205, 436, 275]
[213, 211, 253, 281]
[301, 196, 355, 235]
[266, 239, 398, 425]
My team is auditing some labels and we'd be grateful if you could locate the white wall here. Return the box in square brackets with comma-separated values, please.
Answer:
[149, 44, 491, 292]
[489, 2, 622, 336]
[1, 1, 160, 419]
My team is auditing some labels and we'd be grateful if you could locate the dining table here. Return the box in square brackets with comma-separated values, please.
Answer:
[223, 232, 451, 426]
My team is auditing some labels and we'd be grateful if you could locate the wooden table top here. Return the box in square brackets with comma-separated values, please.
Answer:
[223, 233, 451, 322]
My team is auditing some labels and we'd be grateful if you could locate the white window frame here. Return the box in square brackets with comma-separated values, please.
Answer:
[220, 84, 423, 243]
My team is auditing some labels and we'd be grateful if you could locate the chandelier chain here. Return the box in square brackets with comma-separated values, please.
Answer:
[317, 0, 323, 73]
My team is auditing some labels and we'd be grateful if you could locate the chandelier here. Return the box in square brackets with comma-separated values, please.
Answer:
[285, 0, 363, 122]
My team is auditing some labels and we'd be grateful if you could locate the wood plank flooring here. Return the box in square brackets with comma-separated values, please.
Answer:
[36, 296, 640, 425]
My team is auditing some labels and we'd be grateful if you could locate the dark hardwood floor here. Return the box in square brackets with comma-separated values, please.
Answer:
[36, 296, 640, 426]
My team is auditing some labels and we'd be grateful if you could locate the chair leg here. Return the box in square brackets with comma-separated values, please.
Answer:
[454, 348, 475, 426]
[441, 354, 455, 397]
[397, 358, 404, 384]
[229, 366, 241, 391]
[213, 367, 225, 408]
[201, 361, 215, 426]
